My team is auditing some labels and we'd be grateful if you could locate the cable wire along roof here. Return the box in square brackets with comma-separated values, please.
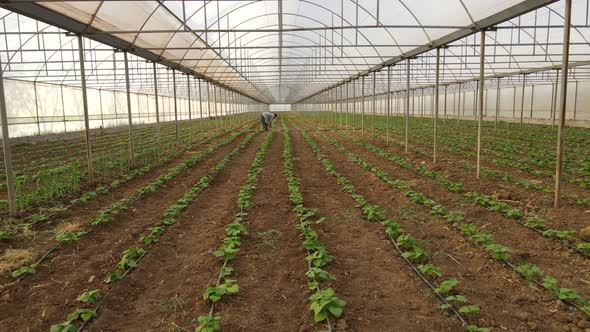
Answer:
[3, 0, 581, 104]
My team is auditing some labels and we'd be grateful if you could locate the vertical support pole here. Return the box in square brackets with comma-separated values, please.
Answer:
[520, 75, 526, 129]
[495, 77, 500, 131]
[187, 75, 192, 143]
[386, 65, 391, 145]
[152, 62, 161, 151]
[345, 82, 349, 131]
[33, 82, 40, 135]
[444, 85, 448, 123]
[573, 80, 578, 120]
[372, 71, 376, 142]
[172, 70, 179, 149]
[361, 76, 365, 136]
[434, 47, 440, 163]
[476, 30, 485, 180]
[405, 59, 410, 153]
[352, 79, 356, 131]
[551, 70, 559, 133]
[123, 51, 134, 161]
[60, 84, 67, 132]
[206, 81, 211, 131]
[0, 58, 17, 216]
[98, 88, 104, 129]
[530, 85, 535, 119]
[78, 35, 94, 184]
[554, 0, 572, 208]
[214, 84, 219, 132]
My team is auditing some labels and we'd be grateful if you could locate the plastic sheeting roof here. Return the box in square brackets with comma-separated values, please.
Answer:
[3, 0, 588, 103]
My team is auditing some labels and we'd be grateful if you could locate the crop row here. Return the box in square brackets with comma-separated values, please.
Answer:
[1, 126, 241, 240]
[5, 128, 252, 283]
[0, 116, 250, 213]
[311, 113, 590, 207]
[298, 119, 590, 320]
[281, 120, 345, 331]
[289, 118, 488, 331]
[195, 130, 273, 331]
[329, 130, 590, 256]
[49, 131, 259, 332]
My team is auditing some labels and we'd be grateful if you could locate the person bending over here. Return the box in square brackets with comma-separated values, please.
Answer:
[260, 112, 278, 131]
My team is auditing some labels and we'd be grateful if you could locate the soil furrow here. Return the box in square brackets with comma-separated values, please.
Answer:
[0, 132, 260, 332]
[85, 133, 265, 332]
[304, 128, 587, 331]
[215, 130, 314, 331]
[315, 127, 590, 301]
[0, 128, 250, 264]
[289, 126, 462, 331]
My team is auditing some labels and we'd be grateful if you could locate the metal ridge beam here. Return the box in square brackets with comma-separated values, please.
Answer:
[295, 0, 559, 104]
[0, 1, 270, 104]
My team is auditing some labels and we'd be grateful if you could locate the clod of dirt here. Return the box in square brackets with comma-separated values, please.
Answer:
[580, 226, 590, 241]
[335, 319, 349, 330]
[491, 190, 513, 200]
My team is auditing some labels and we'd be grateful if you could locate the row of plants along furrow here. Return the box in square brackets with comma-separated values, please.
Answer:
[289, 119, 486, 331]
[301, 122, 590, 320]
[48, 131, 259, 332]
[0, 118, 252, 213]
[367, 118, 590, 192]
[405, 122, 589, 180]
[326, 129, 590, 258]
[281, 120, 345, 332]
[1, 116, 231, 178]
[0, 125, 248, 240]
[305, 113, 590, 206]
[320, 112, 589, 167]
[0, 118, 255, 215]
[4, 128, 254, 285]
[307, 114, 590, 207]
[195, 131, 273, 332]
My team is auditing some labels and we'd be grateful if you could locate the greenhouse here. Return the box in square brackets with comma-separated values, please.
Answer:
[0, 0, 589, 331]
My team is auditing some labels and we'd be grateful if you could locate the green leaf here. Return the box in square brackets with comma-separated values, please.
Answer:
[417, 264, 442, 278]
[77, 289, 101, 304]
[459, 305, 480, 315]
[11, 264, 37, 278]
[196, 315, 221, 332]
[49, 322, 76, 332]
[515, 264, 541, 285]
[434, 278, 458, 295]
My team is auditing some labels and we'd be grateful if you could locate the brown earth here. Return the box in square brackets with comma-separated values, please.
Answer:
[289, 125, 463, 331]
[299, 126, 587, 331]
[0, 132, 262, 332]
[216, 130, 315, 331]
[86, 132, 265, 331]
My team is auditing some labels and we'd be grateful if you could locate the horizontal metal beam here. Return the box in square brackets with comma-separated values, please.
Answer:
[296, 0, 559, 103]
[0, 1, 270, 104]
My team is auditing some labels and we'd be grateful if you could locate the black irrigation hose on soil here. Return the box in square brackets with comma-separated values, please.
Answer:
[289, 118, 472, 329]
[76, 132, 260, 332]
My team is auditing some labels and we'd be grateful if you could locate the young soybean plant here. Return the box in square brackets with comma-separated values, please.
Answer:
[196, 131, 273, 332]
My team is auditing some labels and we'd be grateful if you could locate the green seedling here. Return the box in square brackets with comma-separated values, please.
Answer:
[484, 244, 511, 260]
[196, 315, 221, 332]
[309, 288, 347, 323]
[542, 229, 576, 241]
[515, 264, 541, 285]
[417, 264, 442, 278]
[524, 217, 546, 230]
[77, 289, 101, 304]
[435, 278, 458, 295]
[11, 264, 38, 278]
[203, 279, 240, 302]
